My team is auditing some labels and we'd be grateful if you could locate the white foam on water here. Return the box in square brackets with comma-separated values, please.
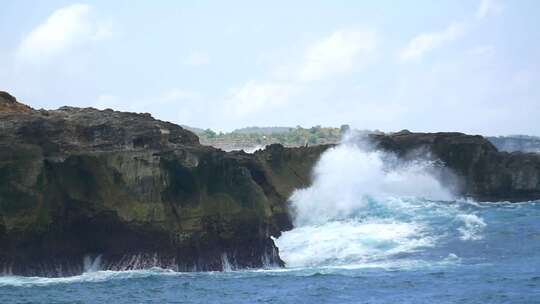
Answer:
[275, 138, 486, 269]
[275, 219, 433, 268]
[290, 144, 453, 226]
[0, 268, 179, 287]
[456, 214, 486, 240]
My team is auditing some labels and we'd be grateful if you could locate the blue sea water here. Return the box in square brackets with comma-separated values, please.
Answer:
[1, 200, 539, 304]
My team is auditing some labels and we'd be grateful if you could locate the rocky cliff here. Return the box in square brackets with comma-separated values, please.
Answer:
[1, 92, 539, 277]
[370, 130, 540, 202]
[0, 92, 323, 276]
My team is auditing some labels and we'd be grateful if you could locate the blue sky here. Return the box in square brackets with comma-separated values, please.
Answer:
[1, 0, 539, 135]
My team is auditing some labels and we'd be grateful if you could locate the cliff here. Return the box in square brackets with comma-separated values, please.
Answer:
[0, 92, 33, 114]
[0, 92, 322, 276]
[370, 130, 540, 202]
[1, 92, 539, 277]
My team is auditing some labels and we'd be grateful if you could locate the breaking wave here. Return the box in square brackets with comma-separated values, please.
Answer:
[0, 268, 179, 287]
[275, 136, 486, 268]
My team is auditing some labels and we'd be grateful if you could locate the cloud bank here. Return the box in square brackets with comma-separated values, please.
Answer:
[398, 23, 465, 62]
[17, 4, 111, 64]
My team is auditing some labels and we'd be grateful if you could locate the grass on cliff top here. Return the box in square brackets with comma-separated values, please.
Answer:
[192, 125, 351, 147]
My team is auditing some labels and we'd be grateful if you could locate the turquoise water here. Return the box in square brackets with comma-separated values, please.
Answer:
[1, 201, 539, 304]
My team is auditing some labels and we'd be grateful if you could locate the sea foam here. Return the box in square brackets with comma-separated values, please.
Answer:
[275, 135, 485, 268]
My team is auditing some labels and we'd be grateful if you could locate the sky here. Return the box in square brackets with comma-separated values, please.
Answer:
[1, 0, 539, 135]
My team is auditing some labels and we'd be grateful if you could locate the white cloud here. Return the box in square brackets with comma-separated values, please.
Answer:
[226, 81, 298, 117]
[223, 29, 376, 118]
[398, 1, 499, 63]
[398, 23, 465, 62]
[16, 4, 111, 64]
[184, 51, 210, 66]
[298, 30, 377, 82]
[477, 0, 503, 19]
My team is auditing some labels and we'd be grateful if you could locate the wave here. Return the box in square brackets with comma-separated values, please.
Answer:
[0, 258, 467, 287]
[0, 268, 180, 287]
[275, 137, 486, 268]
[275, 219, 433, 268]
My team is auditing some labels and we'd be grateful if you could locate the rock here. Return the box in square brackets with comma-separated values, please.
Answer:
[0, 91, 34, 114]
[0, 96, 323, 276]
[369, 132, 540, 201]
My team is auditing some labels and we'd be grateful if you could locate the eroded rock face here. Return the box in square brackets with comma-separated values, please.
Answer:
[370, 131, 540, 201]
[0, 95, 324, 276]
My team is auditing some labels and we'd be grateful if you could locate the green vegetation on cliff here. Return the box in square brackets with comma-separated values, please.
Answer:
[188, 124, 540, 155]
[188, 125, 352, 151]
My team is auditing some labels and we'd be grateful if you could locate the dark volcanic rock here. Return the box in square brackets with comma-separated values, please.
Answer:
[0, 96, 323, 276]
[370, 132, 540, 201]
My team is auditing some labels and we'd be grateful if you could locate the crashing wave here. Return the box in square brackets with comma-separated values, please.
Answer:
[275, 137, 486, 268]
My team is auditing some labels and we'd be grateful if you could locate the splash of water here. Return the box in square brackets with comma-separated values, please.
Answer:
[83, 255, 102, 272]
[456, 214, 486, 240]
[221, 253, 234, 272]
[289, 143, 453, 226]
[275, 137, 485, 268]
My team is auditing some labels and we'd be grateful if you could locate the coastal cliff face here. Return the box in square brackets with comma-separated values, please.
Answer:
[1, 92, 540, 276]
[0, 93, 322, 276]
[370, 131, 540, 202]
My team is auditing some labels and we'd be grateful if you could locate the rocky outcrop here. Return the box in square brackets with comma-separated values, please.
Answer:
[370, 130, 540, 202]
[0, 92, 324, 276]
[0, 92, 33, 114]
[1, 91, 539, 276]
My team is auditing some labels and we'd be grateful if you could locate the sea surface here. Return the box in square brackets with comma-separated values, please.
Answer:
[1, 200, 539, 303]
[1, 143, 540, 303]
